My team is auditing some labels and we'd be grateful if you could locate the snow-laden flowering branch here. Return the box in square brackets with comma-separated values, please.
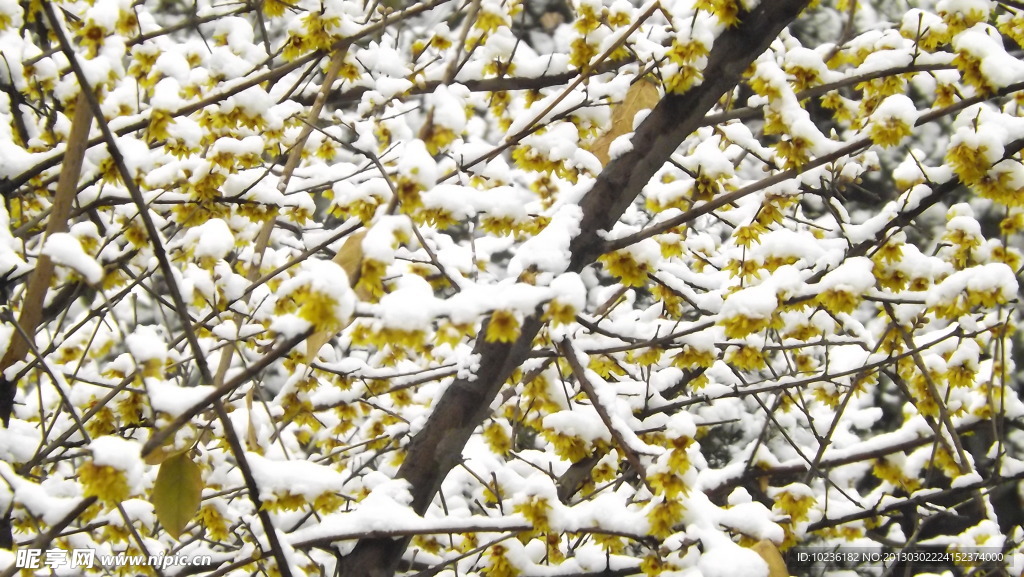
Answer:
[4, 0, 1024, 576]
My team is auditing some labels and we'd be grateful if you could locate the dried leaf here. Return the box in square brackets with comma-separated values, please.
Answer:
[151, 451, 203, 539]
[143, 438, 189, 466]
[245, 387, 259, 450]
[305, 230, 367, 359]
[751, 539, 790, 577]
[333, 230, 368, 283]
[587, 79, 660, 166]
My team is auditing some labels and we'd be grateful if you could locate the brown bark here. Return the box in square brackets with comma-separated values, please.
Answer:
[0, 90, 93, 552]
[338, 2, 812, 575]
[0, 92, 93, 427]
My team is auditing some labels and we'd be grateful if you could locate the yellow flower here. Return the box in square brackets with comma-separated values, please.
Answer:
[514, 494, 552, 533]
[569, 37, 598, 70]
[474, 10, 507, 33]
[878, 458, 922, 492]
[146, 109, 173, 143]
[85, 404, 117, 437]
[727, 345, 766, 371]
[295, 287, 345, 333]
[77, 19, 109, 58]
[869, 117, 913, 148]
[1000, 212, 1024, 235]
[946, 137, 993, 185]
[816, 288, 860, 314]
[483, 421, 512, 456]
[1000, 13, 1024, 47]
[720, 313, 771, 339]
[867, 94, 917, 149]
[79, 462, 131, 506]
[355, 259, 387, 300]
[931, 446, 962, 478]
[820, 91, 856, 124]
[313, 492, 346, 513]
[282, 31, 313, 61]
[545, 431, 591, 463]
[873, 239, 904, 264]
[664, 65, 703, 94]
[972, 165, 1024, 207]
[775, 136, 813, 170]
[666, 38, 709, 65]
[262, 0, 288, 18]
[600, 250, 651, 286]
[276, 260, 355, 335]
[641, 552, 676, 577]
[483, 544, 519, 577]
[263, 492, 307, 512]
[941, 4, 990, 36]
[573, 3, 602, 33]
[773, 486, 816, 523]
[589, 355, 625, 378]
[733, 224, 762, 248]
[647, 497, 685, 538]
[607, 5, 631, 27]
[671, 345, 717, 369]
[544, 300, 577, 326]
[486, 310, 521, 343]
[422, 122, 457, 155]
[197, 504, 230, 541]
[695, 0, 741, 27]
[945, 363, 975, 389]
[649, 470, 688, 498]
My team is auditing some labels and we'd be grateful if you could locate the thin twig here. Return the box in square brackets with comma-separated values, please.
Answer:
[881, 302, 970, 474]
[558, 338, 655, 494]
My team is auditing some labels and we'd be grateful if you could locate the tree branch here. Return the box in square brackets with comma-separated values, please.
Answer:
[338, 2, 813, 575]
[559, 337, 654, 494]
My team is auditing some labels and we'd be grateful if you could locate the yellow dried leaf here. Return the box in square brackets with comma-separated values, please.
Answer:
[333, 229, 368, 283]
[305, 230, 367, 359]
[151, 451, 203, 539]
[143, 436, 190, 466]
[245, 387, 259, 450]
[588, 79, 660, 166]
[751, 539, 790, 577]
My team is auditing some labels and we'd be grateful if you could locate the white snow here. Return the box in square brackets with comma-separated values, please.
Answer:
[542, 408, 612, 444]
[871, 94, 918, 126]
[42, 233, 103, 285]
[509, 204, 583, 274]
[126, 325, 168, 364]
[89, 436, 144, 490]
[720, 282, 778, 321]
[148, 381, 218, 418]
[697, 535, 768, 577]
[953, 25, 1024, 89]
[184, 218, 235, 260]
[247, 453, 346, 501]
[926, 263, 1017, 308]
[814, 257, 876, 294]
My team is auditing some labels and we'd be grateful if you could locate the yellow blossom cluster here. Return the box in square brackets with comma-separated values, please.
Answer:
[695, 0, 741, 28]
[727, 344, 767, 371]
[7, 0, 1024, 572]
[486, 310, 522, 343]
[599, 250, 653, 286]
[646, 497, 686, 539]
[514, 494, 553, 533]
[79, 461, 132, 506]
[868, 113, 914, 149]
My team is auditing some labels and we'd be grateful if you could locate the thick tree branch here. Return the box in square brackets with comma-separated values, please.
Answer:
[0, 91, 92, 428]
[338, 2, 812, 575]
[570, 0, 810, 268]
